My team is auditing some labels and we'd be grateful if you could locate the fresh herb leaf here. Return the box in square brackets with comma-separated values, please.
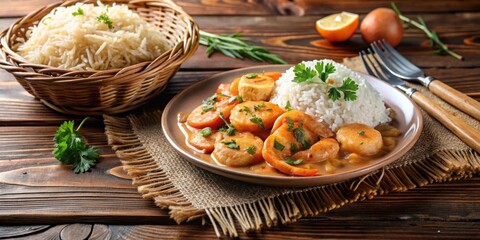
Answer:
[290, 143, 298, 153]
[250, 115, 264, 129]
[229, 95, 243, 103]
[253, 102, 265, 111]
[292, 63, 317, 83]
[222, 140, 240, 150]
[246, 73, 258, 79]
[285, 101, 292, 111]
[199, 30, 286, 64]
[357, 130, 365, 135]
[246, 146, 255, 155]
[198, 127, 212, 137]
[360, 142, 364, 145]
[285, 157, 303, 165]
[240, 105, 252, 114]
[219, 112, 236, 136]
[318, 62, 335, 82]
[97, 13, 113, 29]
[286, 117, 294, 131]
[273, 139, 285, 151]
[72, 8, 84, 16]
[292, 62, 358, 102]
[328, 87, 341, 101]
[202, 94, 218, 105]
[293, 124, 310, 149]
[337, 77, 359, 101]
[201, 105, 216, 114]
[53, 117, 99, 173]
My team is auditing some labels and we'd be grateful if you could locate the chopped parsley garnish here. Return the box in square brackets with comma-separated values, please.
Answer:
[290, 143, 298, 153]
[360, 142, 364, 145]
[240, 106, 252, 114]
[201, 105, 215, 114]
[250, 115, 264, 129]
[229, 95, 243, 103]
[285, 157, 303, 166]
[97, 13, 113, 29]
[202, 94, 217, 105]
[246, 146, 255, 155]
[72, 8, 84, 16]
[219, 112, 236, 136]
[273, 139, 285, 151]
[285, 101, 292, 111]
[253, 102, 265, 111]
[245, 73, 258, 79]
[286, 117, 294, 131]
[291, 62, 358, 102]
[357, 130, 365, 135]
[293, 124, 310, 149]
[198, 127, 212, 137]
[222, 140, 240, 150]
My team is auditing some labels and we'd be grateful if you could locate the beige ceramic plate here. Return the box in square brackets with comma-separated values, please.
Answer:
[162, 65, 423, 187]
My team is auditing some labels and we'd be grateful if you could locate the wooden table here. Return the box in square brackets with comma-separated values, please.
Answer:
[1, 0, 480, 239]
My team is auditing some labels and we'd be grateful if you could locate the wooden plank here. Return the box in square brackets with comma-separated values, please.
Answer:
[1, 220, 480, 239]
[1, 0, 479, 18]
[0, 126, 171, 224]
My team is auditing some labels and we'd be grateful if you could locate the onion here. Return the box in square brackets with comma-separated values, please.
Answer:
[360, 8, 403, 47]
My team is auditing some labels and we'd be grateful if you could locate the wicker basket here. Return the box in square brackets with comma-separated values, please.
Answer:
[0, 0, 199, 115]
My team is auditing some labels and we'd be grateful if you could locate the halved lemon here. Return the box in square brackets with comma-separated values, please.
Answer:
[315, 12, 359, 42]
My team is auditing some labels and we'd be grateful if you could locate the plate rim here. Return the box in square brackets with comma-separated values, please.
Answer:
[161, 64, 424, 187]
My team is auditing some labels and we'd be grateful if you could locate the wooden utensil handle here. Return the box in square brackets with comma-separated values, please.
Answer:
[429, 80, 480, 121]
[411, 91, 480, 153]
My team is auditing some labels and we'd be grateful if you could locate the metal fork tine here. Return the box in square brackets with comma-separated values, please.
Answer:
[359, 50, 376, 77]
[374, 41, 411, 73]
[380, 39, 420, 71]
[367, 48, 392, 80]
[375, 41, 411, 72]
[370, 44, 398, 79]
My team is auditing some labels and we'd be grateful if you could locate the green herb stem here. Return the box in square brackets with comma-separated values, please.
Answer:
[199, 30, 287, 64]
[391, 3, 462, 60]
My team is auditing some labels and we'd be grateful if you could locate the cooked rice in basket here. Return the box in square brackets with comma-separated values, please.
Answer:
[17, 2, 170, 71]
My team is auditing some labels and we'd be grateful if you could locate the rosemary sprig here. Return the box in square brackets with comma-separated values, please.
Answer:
[391, 3, 463, 60]
[199, 30, 287, 64]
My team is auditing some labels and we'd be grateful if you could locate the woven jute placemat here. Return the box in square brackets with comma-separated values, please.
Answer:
[103, 57, 480, 237]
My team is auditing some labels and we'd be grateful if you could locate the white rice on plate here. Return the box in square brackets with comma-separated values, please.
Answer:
[270, 59, 390, 130]
[17, 2, 170, 71]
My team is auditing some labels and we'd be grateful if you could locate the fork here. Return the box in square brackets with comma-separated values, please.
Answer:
[371, 39, 480, 121]
[359, 49, 480, 153]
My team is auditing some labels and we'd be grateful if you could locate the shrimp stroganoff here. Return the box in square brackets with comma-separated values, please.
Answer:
[178, 60, 400, 177]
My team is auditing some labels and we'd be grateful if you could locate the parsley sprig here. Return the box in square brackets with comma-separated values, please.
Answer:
[97, 13, 113, 29]
[72, 8, 84, 16]
[199, 30, 286, 64]
[292, 62, 359, 101]
[53, 117, 99, 173]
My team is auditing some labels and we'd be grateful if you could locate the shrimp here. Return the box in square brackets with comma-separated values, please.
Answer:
[230, 101, 285, 133]
[213, 132, 264, 167]
[187, 95, 239, 129]
[292, 138, 339, 163]
[336, 123, 383, 156]
[187, 130, 224, 154]
[271, 110, 334, 139]
[262, 123, 318, 176]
